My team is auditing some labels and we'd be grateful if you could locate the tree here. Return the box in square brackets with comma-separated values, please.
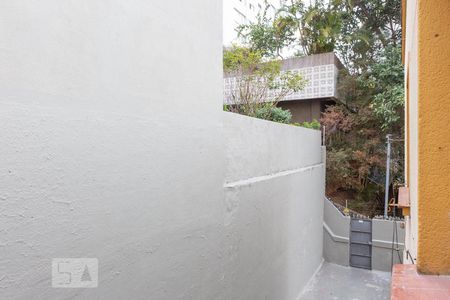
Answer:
[322, 45, 404, 215]
[233, 0, 404, 215]
[238, 0, 401, 72]
[336, 0, 402, 71]
[237, 4, 295, 58]
[238, 0, 342, 57]
[223, 46, 305, 121]
[369, 46, 404, 131]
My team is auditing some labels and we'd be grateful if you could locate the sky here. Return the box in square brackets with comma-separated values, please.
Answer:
[223, 0, 280, 46]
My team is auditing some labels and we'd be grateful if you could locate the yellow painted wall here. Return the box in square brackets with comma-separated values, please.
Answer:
[415, 0, 450, 275]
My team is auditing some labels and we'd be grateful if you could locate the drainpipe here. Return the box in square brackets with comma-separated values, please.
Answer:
[384, 134, 392, 219]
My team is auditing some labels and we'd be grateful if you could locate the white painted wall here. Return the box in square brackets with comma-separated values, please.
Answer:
[223, 112, 325, 300]
[404, 0, 419, 264]
[224, 112, 322, 183]
[0, 2, 325, 299]
[0, 1, 225, 299]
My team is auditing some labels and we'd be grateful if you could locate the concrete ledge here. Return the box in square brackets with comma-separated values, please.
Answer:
[372, 239, 405, 249]
[323, 222, 348, 243]
[224, 163, 323, 188]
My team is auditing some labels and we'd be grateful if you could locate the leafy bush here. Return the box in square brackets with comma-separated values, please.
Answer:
[326, 149, 354, 191]
[293, 119, 321, 129]
[255, 106, 292, 123]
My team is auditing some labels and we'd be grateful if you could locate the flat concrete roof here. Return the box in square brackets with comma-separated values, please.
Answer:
[280, 52, 345, 71]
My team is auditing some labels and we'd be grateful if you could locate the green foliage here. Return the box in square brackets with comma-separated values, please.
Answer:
[326, 148, 355, 190]
[369, 46, 405, 130]
[238, 0, 401, 71]
[223, 45, 305, 120]
[293, 119, 321, 130]
[320, 44, 404, 216]
[337, 0, 402, 71]
[239, 0, 342, 57]
[237, 5, 295, 58]
[255, 105, 292, 123]
[321, 48, 404, 214]
[335, 46, 404, 131]
[230, 0, 404, 215]
[223, 46, 265, 73]
[284, 0, 342, 55]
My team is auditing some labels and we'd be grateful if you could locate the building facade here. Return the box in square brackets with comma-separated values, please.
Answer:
[401, 0, 450, 275]
[224, 52, 343, 123]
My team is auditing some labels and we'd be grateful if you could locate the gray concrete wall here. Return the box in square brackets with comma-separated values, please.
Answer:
[372, 219, 406, 271]
[323, 198, 405, 271]
[280, 52, 344, 70]
[223, 112, 325, 300]
[277, 100, 322, 123]
[323, 198, 350, 266]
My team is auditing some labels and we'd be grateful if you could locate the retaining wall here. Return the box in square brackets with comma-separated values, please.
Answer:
[323, 198, 405, 271]
[223, 112, 325, 300]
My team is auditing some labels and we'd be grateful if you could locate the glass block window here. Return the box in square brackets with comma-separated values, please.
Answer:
[224, 64, 338, 103]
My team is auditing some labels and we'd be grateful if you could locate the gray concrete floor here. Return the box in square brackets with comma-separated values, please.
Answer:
[299, 262, 391, 300]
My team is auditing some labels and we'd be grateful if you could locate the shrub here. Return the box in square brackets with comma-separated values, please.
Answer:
[293, 119, 321, 130]
[255, 106, 292, 123]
